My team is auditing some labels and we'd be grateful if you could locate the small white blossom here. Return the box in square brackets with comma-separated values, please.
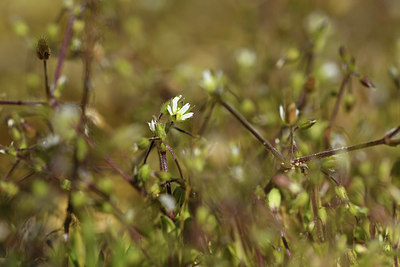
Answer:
[148, 119, 157, 132]
[202, 70, 214, 89]
[321, 62, 339, 81]
[236, 48, 256, 68]
[279, 105, 285, 123]
[200, 70, 225, 94]
[40, 134, 60, 149]
[159, 194, 176, 212]
[167, 95, 193, 121]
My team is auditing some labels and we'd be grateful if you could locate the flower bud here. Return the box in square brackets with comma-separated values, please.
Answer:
[298, 119, 317, 130]
[279, 103, 299, 126]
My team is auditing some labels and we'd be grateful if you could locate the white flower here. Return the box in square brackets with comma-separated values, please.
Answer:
[202, 70, 214, 88]
[200, 69, 225, 94]
[236, 48, 256, 68]
[148, 119, 157, 132]
[159, 194, 176, 212]
[167, 95, 194, 121]
[321, 61, 339, 81]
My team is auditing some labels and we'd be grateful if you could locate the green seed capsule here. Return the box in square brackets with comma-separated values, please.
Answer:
[335, 186, 349, 202]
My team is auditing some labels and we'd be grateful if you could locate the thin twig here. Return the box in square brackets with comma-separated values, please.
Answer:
[159, 146, 173, 219]
[85, 181, 143, 243]
[310, 185, 325, 243]
[16, 171, 35, 184]
[172, 126, 196, 138]
[4, 159, 21, 181]
[63, 193, 73, 240]
[143, 141, 155, 164]
[165, 144, 183, 179]
[289, 126, 294, 160]
[218, 99, 285, 163]
[51, 9, 75, 98]
[272, 211, 292, 258]
[104, 156, 133, 184]
[0, 100, 48, 106]
[320, 168, 340, 186]
[43, 60, 51, 100]
[198, 100, 216, 136]
[292, 127, 400, 165]
[324, 73, 351, 148]
[77, 130, 139, 191]
[78, 1, 96, 129]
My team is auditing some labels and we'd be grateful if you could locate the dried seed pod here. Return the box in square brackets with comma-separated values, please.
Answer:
[359, 76, 375, 88]
[36, 38, 51, 60]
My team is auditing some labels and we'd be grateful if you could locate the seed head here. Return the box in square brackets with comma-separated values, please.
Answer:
[36, 38, 51, 60]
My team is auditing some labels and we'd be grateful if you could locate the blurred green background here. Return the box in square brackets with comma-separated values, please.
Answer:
[1, 0, 400, 265]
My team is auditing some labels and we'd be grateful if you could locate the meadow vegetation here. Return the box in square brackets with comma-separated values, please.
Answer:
[0, 0, 400, 266]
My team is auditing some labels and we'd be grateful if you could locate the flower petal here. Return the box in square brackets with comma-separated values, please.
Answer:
[148, 120, 156, 132]
[179, 103, 190, 114]
[167, 105, 173, 115]
[203, 70, 212, 85]
[279, 105, 285, 122]
[172, 95, 181, 113]
[180, 112, 193, 120]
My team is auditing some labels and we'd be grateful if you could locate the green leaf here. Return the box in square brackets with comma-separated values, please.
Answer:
[173, 186, 185, 207]
[160, 215, 175, 235]
[298, 119, 317, 130]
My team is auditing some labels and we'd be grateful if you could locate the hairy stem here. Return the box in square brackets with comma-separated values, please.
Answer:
[165, 144, 183, 179]
[292, 127, 400, 165]
[218, 99, 285, 163]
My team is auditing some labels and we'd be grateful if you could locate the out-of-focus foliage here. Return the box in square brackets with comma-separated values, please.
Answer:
[0, 0, 400, 266]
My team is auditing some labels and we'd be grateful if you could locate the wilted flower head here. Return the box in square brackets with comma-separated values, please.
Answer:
[167, 95, 193, 121]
